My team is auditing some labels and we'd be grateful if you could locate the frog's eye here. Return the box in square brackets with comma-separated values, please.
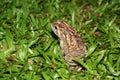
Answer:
[54, 25, 57, 29]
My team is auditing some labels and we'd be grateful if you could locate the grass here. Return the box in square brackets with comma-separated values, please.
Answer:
[0, 0, 120, 80]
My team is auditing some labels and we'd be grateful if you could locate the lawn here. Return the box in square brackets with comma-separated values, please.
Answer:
[0, 0, 120, 80]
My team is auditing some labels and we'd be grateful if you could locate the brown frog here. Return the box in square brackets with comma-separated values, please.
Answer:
[51, 21, 87, 70]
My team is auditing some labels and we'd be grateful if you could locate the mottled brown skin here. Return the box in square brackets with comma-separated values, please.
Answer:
[51, 21, 87, 66]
